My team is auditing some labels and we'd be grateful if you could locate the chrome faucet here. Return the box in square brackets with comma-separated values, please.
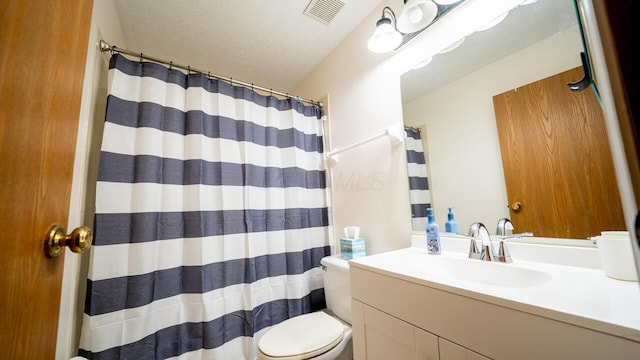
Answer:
[468, 222, 514, 263]
[496, 218, 533, 239]
[467, 222, 495, 262]
[496, 218, 514, 236]
[495, 218, 535, 263]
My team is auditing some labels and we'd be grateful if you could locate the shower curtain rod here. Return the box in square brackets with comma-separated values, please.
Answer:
[98, 40, 323, 108]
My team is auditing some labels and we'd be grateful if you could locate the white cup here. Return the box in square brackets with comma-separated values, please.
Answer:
[595, 231, 639, 281]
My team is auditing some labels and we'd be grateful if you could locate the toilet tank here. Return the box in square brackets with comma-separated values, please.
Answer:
[320, 255, 352, 324]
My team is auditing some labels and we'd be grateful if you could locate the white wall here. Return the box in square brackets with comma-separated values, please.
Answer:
[293, 0, 527, 253]
[293, 3, 413, 255]
[403, 26, 582, 232]
[58, 1, 127, 358]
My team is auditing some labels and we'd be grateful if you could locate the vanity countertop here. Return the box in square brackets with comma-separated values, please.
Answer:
[349, 238, 640, 343]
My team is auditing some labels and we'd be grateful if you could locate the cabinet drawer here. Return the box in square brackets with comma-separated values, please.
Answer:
[353, 300, 439, 360]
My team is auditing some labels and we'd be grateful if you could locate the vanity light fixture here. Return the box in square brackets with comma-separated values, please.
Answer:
[368, 0, 519, 55]
[367, 7, 403, 53]
[396, 0, 438, 34]
[368, 1, 466, 54]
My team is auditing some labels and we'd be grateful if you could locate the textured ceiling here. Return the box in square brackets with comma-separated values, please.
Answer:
[113, 0, 384, 94]
[112, 0, 578, 103]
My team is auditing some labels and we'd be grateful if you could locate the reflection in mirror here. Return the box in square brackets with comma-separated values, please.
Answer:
[401, 0, 623, 240]
[404, 126, 432, 230]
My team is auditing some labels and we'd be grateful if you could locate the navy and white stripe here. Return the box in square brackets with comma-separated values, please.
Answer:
[405, 127, 431, 230]
[79, 54, 330, 359]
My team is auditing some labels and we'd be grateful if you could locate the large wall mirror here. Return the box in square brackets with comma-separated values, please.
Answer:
[401, 0, 626, 241]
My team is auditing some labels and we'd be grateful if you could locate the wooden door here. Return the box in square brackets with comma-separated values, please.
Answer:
[493, 67, 625, 239]
[0, 0, 93, 358]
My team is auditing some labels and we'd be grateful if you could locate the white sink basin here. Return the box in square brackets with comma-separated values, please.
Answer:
[440, 256, 552, 287]
[412, 254, 552, 288]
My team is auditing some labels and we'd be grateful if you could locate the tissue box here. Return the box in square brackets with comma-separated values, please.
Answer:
[340, 237, 366, 260]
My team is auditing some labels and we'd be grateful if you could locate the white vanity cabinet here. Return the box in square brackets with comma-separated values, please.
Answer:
[350, 258, 640, 360]
[352, 299, 488, 360]
[438, 338, 490, 360]
[351, 299, 438, 359]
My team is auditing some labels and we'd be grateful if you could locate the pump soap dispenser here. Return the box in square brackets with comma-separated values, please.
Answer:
[445, 207, 459, 234]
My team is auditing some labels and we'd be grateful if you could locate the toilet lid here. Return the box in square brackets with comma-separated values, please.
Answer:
[258, 312, 346, 360]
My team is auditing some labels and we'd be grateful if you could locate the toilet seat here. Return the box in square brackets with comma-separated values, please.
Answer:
[258, 312, 346, 360]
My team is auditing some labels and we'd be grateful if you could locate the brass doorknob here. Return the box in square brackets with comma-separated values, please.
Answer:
[510, 201, 523, 213]
[44, 224, 93, 258]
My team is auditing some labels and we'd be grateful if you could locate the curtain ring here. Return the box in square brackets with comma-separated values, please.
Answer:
[139, 52, 143, 63]
[111, 45, 117, 56]
[251, 83, 254, 91]
[169, 61, 173, 70]
[187, 66, 191, 75]
[230, 78, 233, 86]
[270, 89, 273, 96]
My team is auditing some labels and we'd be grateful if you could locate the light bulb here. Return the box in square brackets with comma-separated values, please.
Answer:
[397, 0, 437, 34]
[409, 8, 424, 23]
[368, 18, 402, 53]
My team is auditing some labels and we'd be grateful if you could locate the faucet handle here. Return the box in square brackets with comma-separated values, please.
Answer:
[499, 232, 534, 240]
[480, 243, 495, 262]
[468, 237, 482, 259]
[467, 222, 495, 261]
[495, 240, 513, 263]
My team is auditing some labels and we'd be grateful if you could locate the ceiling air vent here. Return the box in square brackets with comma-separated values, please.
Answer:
[303, 0, 346, 25]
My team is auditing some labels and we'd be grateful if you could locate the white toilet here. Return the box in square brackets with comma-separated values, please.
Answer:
[257, 255, 353, 360]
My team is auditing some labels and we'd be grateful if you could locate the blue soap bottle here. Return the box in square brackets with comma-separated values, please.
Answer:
[426, 208, 441, 255]
[445, 207, 459, 234]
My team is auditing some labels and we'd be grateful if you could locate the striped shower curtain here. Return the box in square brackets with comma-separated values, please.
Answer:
[404, 127, 431, 230]
[78, 54, 331, 359]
